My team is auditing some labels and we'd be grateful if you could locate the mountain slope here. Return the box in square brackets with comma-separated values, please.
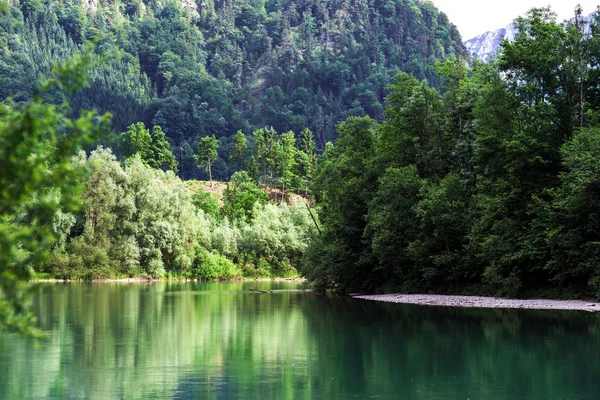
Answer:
[0, 0, 466, 179]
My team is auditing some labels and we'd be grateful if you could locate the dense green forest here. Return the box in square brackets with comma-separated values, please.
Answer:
[0, 0, 464, 179]
[304, 6, 600, 299]
[42, 147, 317, 281]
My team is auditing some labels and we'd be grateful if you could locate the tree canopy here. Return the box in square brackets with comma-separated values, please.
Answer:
[0, 0, 466, 179]
[304, 7, 600, 299]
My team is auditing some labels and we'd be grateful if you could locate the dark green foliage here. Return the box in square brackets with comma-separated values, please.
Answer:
[366, 166, 424, 288]
[0, 0, 466, 179]
[304, 7, 600, 299]
[408, 173, 472, 286]
[378, 72, 447, 176]
[303, 117, 379, 292]
[539, 127, 600, 295]
[119, 122, 177, 171]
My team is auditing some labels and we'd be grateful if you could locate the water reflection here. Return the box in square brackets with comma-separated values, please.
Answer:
[1, 282, 599, 399]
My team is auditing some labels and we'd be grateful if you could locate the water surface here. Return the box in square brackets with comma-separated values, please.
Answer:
[1, 281, 599, 399]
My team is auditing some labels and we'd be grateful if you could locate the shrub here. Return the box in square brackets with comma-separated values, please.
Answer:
[239, 201, 314, 275]
[192, 188, 221, 220]
[192, 247, 241, 279]
[222, 171, 268, 222]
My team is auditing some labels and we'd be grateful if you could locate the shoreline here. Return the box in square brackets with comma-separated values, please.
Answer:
[352, 293, 600, 313]
[29, 277, 306, 283]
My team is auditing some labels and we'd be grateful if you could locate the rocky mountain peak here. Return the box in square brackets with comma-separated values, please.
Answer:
[464, 12, 595, 61]
[463, 23, 517, 61]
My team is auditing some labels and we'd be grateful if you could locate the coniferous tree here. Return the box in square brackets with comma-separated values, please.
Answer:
[275, 130, 296, 200]
[196, 135, 219, 187]
[299, 127, 317, 193]
[149, 125, 178, 172]
[229, 130, 248, 171]
[120, 122, 153, 163]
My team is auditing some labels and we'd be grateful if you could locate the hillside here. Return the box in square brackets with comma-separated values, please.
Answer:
[0, 0, 466, 180]
[185, 180, 312, 206]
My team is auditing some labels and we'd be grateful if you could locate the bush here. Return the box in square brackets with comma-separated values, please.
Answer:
[210, 218, 240, 259]
[192, 247, 241, 279]
[239, 201, 314, 275]
[222, 171, 268, 222]
[192, 188, 221, 220]
[45, 251, 82, 280]
[70, 237, 113, 280]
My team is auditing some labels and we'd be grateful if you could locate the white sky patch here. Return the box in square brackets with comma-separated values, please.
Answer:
[430, 0, 599, 40]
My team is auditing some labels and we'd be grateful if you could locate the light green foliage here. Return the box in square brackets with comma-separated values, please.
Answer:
[192, 247, 241, 279]
[45, 147, 198, 279]
[253, 127, 277, 185]
[0, 50, 109, 335]
[195, 210, 213, 250]
[119, 122, 152, 163]
[246, 155, 260, 183]
[149, 125, 178, 171]
[298, 128, 317, 190]
[294, 150, 310, 194]
[240, 202, 315, 275]
[222, 171, 268, 222]
[42, 148, 312, 282]
[192, 188, 221, 221]
[196, 135, 218, 186]
[210, 219, 241, 260]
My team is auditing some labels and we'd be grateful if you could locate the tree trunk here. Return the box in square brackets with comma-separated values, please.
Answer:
[208, 162, 213, 188]
[282, 181, 286, 203]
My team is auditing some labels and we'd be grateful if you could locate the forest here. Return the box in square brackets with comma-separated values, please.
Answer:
[304, 6, 600, 299]
[0, 0, 464, 179]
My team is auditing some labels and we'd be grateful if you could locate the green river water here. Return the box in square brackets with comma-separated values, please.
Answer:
[0, 281, 599, 399]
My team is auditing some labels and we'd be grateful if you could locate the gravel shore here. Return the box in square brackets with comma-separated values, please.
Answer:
[352, 294, 600, 312]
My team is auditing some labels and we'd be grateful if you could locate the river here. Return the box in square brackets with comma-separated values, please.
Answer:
[1, 281, 599, 399]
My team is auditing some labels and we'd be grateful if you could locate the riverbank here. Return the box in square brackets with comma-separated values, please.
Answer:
[29, 277, 306, 283]
[352, 294, 600, 312]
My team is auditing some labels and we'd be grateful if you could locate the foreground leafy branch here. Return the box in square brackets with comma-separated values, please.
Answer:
[0, 49, 110, 336]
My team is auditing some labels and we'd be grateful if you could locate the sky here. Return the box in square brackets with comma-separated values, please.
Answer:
[430, 0, 599, 39]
